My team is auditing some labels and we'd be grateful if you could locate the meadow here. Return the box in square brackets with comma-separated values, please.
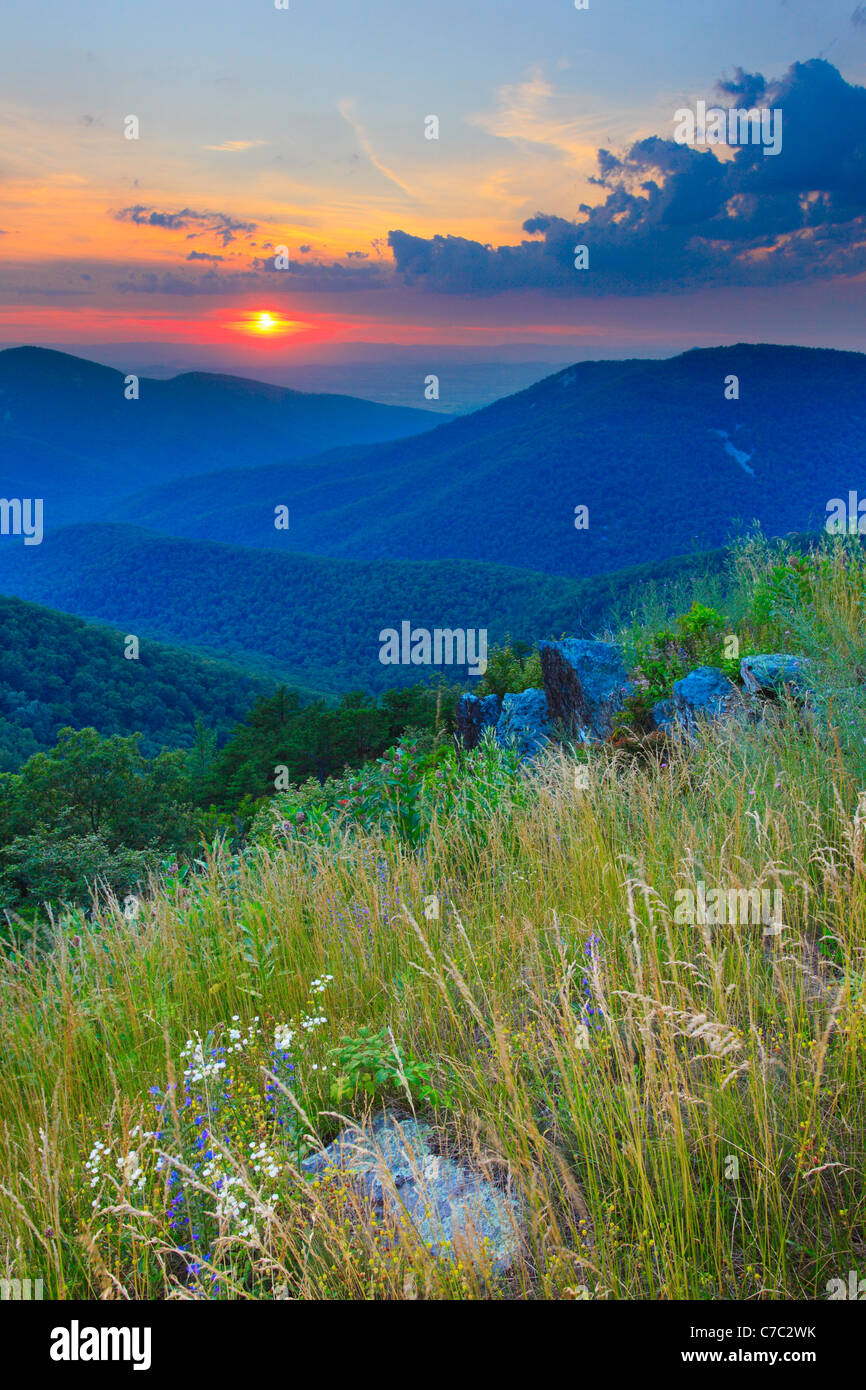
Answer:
[1, 534, 864, 1300]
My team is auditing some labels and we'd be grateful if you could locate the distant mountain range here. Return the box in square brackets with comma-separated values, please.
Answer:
[0, 523, 731, 696]
[0, 346, 446, 526]
[112, 343, 865, 577]
[0, 341, 857, 711]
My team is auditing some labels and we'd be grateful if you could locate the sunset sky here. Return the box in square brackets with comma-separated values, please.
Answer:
[2, 0, 865, 372]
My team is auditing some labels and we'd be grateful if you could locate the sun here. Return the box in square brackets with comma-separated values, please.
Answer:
[227, 309, 305, 338]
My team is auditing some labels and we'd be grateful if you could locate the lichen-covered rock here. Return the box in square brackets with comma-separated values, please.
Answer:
[672, 665, 742, 732]
[740, 653, 814, 699]
[494, 688, 554, 759]
[539, 638, 631, 740]
[455, 692, 502, 750]
[300, 1111, 525, 1273]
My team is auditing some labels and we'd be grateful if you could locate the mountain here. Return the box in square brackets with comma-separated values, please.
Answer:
[0, 593, 274, 772]
[0, 347, 447, 526]
[0, 524, 731, 697]
[114, 344, 866, 577]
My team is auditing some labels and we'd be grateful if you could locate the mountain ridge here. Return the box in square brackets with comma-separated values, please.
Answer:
[110, 342, 866, 577]
[0, 346, 448, 527]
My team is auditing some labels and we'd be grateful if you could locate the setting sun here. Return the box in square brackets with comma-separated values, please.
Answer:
[227, 309, 304, 338]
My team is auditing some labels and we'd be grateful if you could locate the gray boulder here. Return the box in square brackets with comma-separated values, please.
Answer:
[651, 698, 677, 733]
[539, 638, 631, 740]
[455, 692, 502, 750]
[494, 688, 554, 759]
[672, 666, 743, 732]
[301, 1111, 525, 1273]
[740, 653, 814, 699]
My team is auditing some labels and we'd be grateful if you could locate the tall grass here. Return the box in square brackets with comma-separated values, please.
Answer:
[1, 536, 864, 1299]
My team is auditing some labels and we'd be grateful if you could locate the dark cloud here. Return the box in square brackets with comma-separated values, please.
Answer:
[250, 254, 389, 291]
[113, 205, 256, 246]
[114, 268, 253, 296]
[715, 68, 768, 108]
[186, 250, 224, 263]
[389, 59, 866, 296]
[114, 253, 389, 296]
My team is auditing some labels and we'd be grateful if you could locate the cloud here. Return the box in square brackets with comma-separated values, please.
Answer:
[389, 59, 866, 296]
[114, 269, 250, 297]
[186, 250, 224, 263]
[853, 6, 866, 27]
[203, 140, 268, 152]
[469, 66, 621, 164]
[114, 252, 390, 296]
[337, 98, 417, 197]
[250, 253, 390, 291]
[113, 205, 257, 246]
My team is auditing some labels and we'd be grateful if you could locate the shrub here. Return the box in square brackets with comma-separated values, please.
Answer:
[0, 828, 157, 918]
[624, 600, 751, 705]
[253, 734, 528, 853]
[328, 1025, 452, 1109]
[476, 637, 543, 700]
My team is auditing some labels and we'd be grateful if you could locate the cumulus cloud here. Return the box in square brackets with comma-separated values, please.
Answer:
[389, 59, 866, 296]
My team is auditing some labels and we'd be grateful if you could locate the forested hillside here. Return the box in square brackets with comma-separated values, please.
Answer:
[0, 525, 735, 693]
[113, 344, 866, 576]
[0, 594, 273, 770]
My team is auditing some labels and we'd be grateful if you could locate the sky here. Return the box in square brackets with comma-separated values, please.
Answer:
[1, 0, 865, 377]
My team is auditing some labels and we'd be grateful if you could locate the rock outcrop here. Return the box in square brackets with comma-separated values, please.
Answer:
[539, 638, 631, 740]
[651, 698, 677, 733]
[455, 692, 502, 750]
[672, 665, 743, 733]
[740, 653, 814, 699]
[494, 688, 554, 760]
[455, 645, 821, 759]
[301, 1111, 525, 1273]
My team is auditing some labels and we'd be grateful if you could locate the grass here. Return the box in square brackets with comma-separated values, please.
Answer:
[1, 534, 865, 1300]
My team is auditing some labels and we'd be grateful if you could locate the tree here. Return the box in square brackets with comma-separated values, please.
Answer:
[3, 727, 193, 849]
